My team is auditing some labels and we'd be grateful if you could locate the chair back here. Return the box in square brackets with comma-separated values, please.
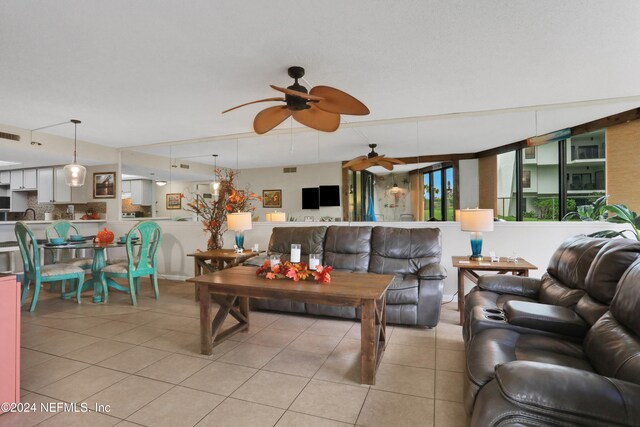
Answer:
[46, 220, 79, 240]
[125, 221, 162, 273]
[15, 221, 41, 276]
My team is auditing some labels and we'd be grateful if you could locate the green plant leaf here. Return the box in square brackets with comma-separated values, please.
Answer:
[588, 230, 626, 238]
[561, 212, 581, 221]
[606, 204, 637, 224]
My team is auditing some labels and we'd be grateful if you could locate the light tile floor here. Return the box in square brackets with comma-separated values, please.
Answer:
[5, 279, 466, 427]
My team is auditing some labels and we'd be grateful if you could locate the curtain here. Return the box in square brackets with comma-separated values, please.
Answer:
[410, 171, 424, 221]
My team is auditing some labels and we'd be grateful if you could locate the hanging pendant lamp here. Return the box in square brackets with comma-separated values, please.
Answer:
[210, 154, 220, 198]
[63, 119, 86, 187]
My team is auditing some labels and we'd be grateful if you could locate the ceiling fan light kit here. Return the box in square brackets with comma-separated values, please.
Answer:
[223, 66, 370, 134]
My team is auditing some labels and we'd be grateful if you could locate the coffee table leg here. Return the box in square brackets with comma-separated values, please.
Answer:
[361, 299, 376, 385]
[199, 284, 213, 355]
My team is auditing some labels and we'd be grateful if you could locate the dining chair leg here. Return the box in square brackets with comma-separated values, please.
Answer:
[21, 279, 29, 305]
[29, 278, 42, 312]
[76, 276, 83, 304]
[135, 278, 141, 295]
[128, 276, 137, 305]
[60, 279, 67, 294]
[101, 276, 109, 303]
[150, 274, 159, 300]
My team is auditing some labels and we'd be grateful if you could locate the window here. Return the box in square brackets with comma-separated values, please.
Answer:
[423, 164, 455, 221]
[496, 129, 606, 221]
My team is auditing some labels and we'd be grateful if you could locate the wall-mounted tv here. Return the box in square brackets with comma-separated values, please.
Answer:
[320, 185, 340, 207]
[302, 187, 320, 209]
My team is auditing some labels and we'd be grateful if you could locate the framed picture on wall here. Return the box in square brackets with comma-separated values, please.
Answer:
[166, 193, 182, 210]
[262, 189, 282, 208]
[93, 172, 116, 198]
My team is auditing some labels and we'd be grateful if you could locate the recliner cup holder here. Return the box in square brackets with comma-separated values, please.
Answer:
[483, 308, 503, 315]
[485, 314, 506, 321]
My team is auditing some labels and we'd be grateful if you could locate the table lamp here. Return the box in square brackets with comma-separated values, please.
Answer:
[266, 211, 286, 222]
[459, 208, 494, 261]
[227, 212, 252, 251]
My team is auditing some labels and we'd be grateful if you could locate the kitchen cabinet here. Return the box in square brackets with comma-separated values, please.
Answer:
[0, 171, 10, 185]
[53, 168, 87, 204]
[37, 168, 55, 203]
[130, 179, 152, 205]
[121, 180, 131, 193]
[10, 169, 37, 190]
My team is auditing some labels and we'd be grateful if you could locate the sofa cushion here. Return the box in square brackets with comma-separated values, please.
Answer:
[583, 239, 640, 304]
[386, 275, 419, 305]
[323, 225, 372, 272]
[268, 226, 327, 263]
[546, 235, 607, 290]
[368, 226, 441, 275]
[538, 273, 585, 307]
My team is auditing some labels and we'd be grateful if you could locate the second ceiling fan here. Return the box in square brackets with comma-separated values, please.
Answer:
[223, 66, 370, 134]
[343, 144, 405, 171]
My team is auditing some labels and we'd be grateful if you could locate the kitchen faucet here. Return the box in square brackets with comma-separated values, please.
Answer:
[23, 208, 36, 220]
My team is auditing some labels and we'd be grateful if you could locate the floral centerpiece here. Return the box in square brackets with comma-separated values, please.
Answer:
[256, 259, 333, 283]
[183, 169, 261, 250]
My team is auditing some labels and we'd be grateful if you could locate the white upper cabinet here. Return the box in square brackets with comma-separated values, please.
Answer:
[0, 171, 10, 185]
[130, 180, 152, 205]
[10, 170, 22, 190]
[53, 167, 72, 203]
[37, 168, 55, 203]
[11, 169, 37, 190]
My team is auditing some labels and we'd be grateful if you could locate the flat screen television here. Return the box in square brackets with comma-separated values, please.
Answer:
[302, 187, 320, 209]
[320, 185, 340, 207]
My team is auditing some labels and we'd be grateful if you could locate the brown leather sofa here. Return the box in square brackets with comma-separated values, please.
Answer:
[464, 238, 640, 344]
[250, 225, 446, 327]
[469, 257, 640, 426]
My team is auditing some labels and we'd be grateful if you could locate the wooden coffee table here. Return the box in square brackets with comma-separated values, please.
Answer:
[188, 266, 394, 385]
[452, 256, 537, 324]
[187, 249, 260, 300]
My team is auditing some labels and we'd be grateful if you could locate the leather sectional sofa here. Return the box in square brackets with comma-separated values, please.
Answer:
[463, 236, 640, 426]
[249, 225, 446, 327]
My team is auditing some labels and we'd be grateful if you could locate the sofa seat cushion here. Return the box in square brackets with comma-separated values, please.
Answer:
[467, 328, 594, 392]
[40, 263, 84, 277]
[386, 275, 419, 305]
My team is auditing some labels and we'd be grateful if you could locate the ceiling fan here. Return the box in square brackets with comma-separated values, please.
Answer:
[222, 66, 370, 134]
[343, 144, 405, 171]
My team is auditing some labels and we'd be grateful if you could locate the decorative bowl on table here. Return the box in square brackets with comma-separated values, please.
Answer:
[48, 237, 65, 245]
[69, 234, 84, 242]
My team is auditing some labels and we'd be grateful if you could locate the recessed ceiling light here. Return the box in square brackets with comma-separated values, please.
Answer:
[0, 160, 21, 166]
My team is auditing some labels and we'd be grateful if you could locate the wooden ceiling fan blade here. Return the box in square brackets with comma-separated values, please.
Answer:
[310, 86, 370, 116]
[385, 158, 405, 164]
[222, 97, 285, 114]
[270, 85, 324, 101]
[367, 155, 384, 163]
[350, 161, 373, 171]
[253, 106, 292, 135]
[292, 104, 340, 132]
[343, 156, 367, 168]
[377, 160, 394, 171]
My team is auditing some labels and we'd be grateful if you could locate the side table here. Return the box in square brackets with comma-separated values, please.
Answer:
[187, 249, 260, 300]
[452, 256, 537, 324]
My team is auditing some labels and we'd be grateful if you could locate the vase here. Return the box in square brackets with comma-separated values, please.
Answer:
[207, 232, 223, 251]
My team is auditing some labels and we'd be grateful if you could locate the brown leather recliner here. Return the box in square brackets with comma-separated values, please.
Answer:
[469, 257, 640, 426]
[251, 225, 446, 327]
[463, 235, 609, 342]
[464, 238, 640, 343]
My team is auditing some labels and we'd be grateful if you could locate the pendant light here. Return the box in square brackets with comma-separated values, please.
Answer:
[210, 154, 220, 197]
[63, 119, 86, 187]
[150, 172, 167, 186]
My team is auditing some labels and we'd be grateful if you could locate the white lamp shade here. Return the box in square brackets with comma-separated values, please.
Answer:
[155, 180, 167, 187]
[459, 209, 494, 232]
[63, 162, 86, 187]
[227, 212, 252, 231]
[266, 211, 286, 222]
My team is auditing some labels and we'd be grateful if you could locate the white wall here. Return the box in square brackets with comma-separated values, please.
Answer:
[235, 162, 343, 221]
[459, 159, 479, 208]
[104, 219, 627, 298]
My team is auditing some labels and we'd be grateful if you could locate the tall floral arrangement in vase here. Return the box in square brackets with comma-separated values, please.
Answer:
[184, 169, 261, 250]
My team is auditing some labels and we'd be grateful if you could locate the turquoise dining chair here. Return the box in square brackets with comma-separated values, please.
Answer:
[15, 222, 85, 312]
[45, 220, 92, 291]
[101, 221, 162, 305]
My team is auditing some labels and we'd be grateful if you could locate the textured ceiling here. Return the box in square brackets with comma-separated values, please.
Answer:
[1, 0, 640, 167]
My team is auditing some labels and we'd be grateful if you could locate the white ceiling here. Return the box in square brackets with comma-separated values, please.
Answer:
[2, 1, 640, 167]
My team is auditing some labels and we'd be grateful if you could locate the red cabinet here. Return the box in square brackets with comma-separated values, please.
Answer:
[0, 275, 20, 413]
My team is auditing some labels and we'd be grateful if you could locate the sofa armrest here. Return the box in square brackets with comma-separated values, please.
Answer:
[503, 301, 589, 338]
[418, 263, 447, 280]
[477, 275, 541, 298]
[489, 361, 640, 426]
